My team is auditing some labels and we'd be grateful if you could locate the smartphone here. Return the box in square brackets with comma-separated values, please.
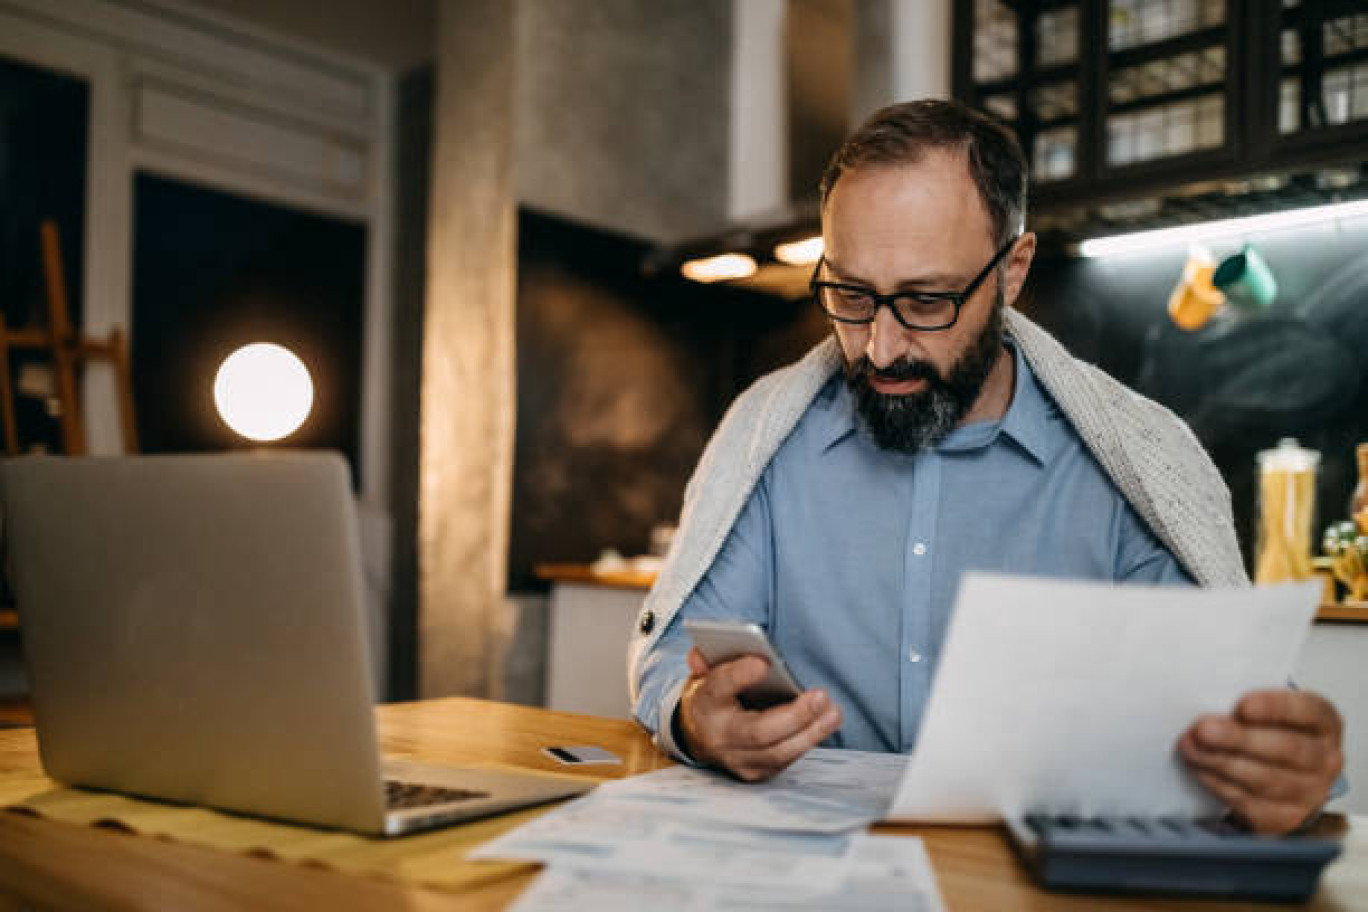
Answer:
[684, 619, 804, 710]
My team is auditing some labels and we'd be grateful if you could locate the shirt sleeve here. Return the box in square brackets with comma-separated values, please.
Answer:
[1113, 500, 1195, 586]
[631, 473, 775, 762]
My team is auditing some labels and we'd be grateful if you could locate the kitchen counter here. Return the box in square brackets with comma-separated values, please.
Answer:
[1317, 601, 1368, 623]
[534, 563, 656, 591]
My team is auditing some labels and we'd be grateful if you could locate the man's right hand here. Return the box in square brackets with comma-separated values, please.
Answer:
[676, 647, 842, 781]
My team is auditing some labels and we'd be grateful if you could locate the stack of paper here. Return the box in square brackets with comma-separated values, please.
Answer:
[470, 749, 945, 911]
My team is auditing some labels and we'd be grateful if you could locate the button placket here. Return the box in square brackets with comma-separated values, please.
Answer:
[900, 452, 941, 750]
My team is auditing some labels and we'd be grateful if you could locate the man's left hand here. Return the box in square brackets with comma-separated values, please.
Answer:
[1178, 689, 1344, 835]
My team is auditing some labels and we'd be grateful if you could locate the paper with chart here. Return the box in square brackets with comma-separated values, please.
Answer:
[594, 747, 908, 834]
[887, 573, 1321, 823]
[506, 833, 946, 912]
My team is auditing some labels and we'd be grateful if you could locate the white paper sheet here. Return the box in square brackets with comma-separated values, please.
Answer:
[596, 747, 907, 833]
[506, 834, 946, 912]
[887, 574, 1321, 823]
[469, 791, 860, 889]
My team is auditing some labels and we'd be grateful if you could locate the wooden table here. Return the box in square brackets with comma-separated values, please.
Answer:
[0, 698, 1362, 911]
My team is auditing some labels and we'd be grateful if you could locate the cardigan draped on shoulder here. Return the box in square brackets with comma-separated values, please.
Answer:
[628, 308, 1248, 701]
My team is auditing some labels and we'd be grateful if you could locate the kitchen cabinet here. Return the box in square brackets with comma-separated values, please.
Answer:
[954, 0, 1368, 215]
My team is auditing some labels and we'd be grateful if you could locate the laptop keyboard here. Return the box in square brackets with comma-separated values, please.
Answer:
[384, 779, 489, 810]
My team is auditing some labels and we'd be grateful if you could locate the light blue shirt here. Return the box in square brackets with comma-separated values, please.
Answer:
[634, 343, 1193, 757]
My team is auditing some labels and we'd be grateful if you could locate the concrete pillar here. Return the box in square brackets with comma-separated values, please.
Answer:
[854, 0, 953, 124]
[729, 0, 788, 221]
[419, 0, 517, 698]
[516, 0, 731, 243]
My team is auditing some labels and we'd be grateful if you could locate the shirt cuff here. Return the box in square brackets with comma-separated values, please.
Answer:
[653, 676, 705, 767]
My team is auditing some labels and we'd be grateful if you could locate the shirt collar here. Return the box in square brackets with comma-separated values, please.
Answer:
[815, 374, 860, 454]
[976, 341, 1055, 467]
[818, 341, 1057, 466]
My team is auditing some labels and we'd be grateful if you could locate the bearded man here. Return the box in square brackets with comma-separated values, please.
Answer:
[630, 100, 1344, 836]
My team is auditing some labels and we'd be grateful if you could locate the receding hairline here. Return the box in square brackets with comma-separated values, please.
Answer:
[820, 135, 973, 205]
[819, 145, 1002, 247]
[818, 100, 1029, 247]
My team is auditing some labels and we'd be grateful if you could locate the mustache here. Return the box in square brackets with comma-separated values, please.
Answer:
[848, 356, 940, 386]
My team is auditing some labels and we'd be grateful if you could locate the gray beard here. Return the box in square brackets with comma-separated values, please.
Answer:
[842, 294, 1006, 454]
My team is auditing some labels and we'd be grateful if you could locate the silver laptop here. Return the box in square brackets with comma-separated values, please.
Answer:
[1, 451, 591, 836]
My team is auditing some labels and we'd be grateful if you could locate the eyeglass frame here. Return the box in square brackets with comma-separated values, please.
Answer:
[809, 234, 1021, 332]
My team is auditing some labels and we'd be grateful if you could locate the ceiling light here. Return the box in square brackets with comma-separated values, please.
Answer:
[1080, 198, 1368, 258]
[681, 253, 757, 283]
[773, 236, 824, 266]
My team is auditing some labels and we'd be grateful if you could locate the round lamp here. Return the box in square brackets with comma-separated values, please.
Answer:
[213, 343, 313, 442]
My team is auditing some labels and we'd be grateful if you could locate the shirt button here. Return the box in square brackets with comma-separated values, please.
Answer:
[912, 542, 927, 556]
[638, 610, 655, 635]
[908, 648, 922, 663]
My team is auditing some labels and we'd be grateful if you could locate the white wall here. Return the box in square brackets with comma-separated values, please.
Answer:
[1296, 624, 1368, 814]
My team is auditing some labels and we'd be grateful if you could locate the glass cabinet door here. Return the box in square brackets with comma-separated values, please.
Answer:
[1277, 1, 1368, 136]
[969, 0, 1084, 186]
[1103, 0, 1231, 170]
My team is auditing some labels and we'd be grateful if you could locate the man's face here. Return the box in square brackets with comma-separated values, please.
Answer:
[820, 150, 1033, 452]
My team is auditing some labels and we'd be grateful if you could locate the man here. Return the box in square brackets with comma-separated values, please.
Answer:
[630, 100, 1344, 836]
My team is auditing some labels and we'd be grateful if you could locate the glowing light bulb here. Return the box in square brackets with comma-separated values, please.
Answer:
[774, 236, 824, 265]
[213, 343, 314, 442]
[680, 253, 757, 283]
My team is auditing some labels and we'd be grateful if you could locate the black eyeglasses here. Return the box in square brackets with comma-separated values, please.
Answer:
[810, 236, 1019, 331]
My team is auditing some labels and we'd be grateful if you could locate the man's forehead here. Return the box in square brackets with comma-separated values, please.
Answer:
[821, 156, 997, 281]
[823, 154, 995, 240]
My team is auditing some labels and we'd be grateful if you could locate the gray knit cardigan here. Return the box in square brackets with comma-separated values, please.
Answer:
[628, 309, 1250, 700]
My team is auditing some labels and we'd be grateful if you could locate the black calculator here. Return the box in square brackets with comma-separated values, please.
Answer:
[1007, 813, 1343, 902]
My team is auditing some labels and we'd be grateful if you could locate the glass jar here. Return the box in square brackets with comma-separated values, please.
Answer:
[1254, 438, 1320, 584]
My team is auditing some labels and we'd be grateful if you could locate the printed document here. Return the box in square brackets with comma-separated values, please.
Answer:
[887, 574, 1321, 823]
[597, 747, 907, 833]
[469, 791, 859, 888]
[506, 833, 946, 912]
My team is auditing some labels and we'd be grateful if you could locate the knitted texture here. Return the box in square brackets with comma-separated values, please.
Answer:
[627, 310, 1249, 700]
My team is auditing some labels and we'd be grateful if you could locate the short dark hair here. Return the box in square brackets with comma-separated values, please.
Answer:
[819, 99, 1028, 247]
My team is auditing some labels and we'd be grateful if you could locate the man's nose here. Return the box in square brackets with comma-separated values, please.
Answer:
[865, 305, 909, 369]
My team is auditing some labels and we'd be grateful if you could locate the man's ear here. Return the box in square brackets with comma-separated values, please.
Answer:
[1003, 232, 1036, 309]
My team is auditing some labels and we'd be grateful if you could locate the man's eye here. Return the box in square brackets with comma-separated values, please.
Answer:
[901, 293, 954, 315]
[836, 287, 873, 304]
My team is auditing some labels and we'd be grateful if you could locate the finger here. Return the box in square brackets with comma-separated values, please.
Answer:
[726, 706, 843, 782]
[1188, 715, 1330, 773]
[1234, 690, 1342, 737]
[698, 655, 769, 707]
[727, 690, 838, 751]
[1182, 741, 1319, 802]
[1191, 769, 1312, 836]
[687, 648, 710, 678]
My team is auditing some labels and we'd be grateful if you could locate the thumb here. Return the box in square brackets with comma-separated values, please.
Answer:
[687, 647, 710, 678]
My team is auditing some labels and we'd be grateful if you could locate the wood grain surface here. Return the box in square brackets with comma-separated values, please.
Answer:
[0, 697, 1362, 911]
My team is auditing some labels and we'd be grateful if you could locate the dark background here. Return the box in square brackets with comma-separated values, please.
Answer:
[130, 173, 367, 484]
[0, 57, 87, 454]
[507, 210, 826, 591]
[1024, 227, 1368, 567]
